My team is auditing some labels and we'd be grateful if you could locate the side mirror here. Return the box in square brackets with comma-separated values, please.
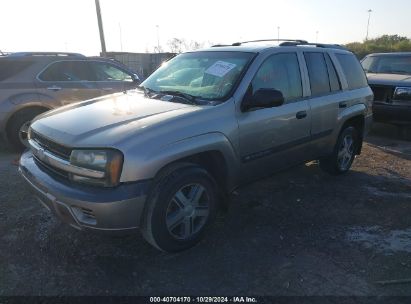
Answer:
[132, 74, 141, 84]
[242, 88, 284, 111]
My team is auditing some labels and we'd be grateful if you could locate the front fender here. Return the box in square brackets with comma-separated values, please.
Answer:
[120, 132, 240, 189]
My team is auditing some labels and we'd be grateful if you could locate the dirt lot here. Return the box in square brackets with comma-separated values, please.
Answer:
[0, 123, 411, 297]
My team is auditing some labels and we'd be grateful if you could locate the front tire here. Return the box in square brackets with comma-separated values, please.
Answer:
[141, 163, 219, 252]
[320, 126, 359, 175]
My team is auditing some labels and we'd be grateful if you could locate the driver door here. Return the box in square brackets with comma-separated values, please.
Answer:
[237, 52, 312, 182]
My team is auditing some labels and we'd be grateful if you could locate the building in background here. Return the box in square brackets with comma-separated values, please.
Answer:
[105, 52, 176, 79]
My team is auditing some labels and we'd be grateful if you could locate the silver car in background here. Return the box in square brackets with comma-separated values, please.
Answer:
[0, 52, 140, 150]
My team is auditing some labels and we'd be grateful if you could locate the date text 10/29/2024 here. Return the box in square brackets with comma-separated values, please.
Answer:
[150, 297, 258, 303]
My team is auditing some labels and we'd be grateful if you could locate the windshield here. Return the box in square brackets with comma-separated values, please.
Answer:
[362, 55, 411, 75]
[141, 51, 255, 101]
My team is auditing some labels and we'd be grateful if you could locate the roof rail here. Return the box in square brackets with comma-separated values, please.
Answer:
[7, 52, 86, 57]
[211, 44, 232, 47]
[279, 41, 347, 50]
[230, 39, 308, 46]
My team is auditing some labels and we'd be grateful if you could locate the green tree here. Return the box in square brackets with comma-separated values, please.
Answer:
[345, 35, 411, 59]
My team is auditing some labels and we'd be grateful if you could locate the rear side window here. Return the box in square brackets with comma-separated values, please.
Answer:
[335, 54, 368, 90]
[39, 61, 96, 81]
[0, 60, 33, 81]
[304, 52, 330, 95]
[325, 54, 341, 91]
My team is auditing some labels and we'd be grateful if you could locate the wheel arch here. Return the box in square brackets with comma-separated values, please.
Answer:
[340, 114, 365, 155]
[5, 104, 52, 141]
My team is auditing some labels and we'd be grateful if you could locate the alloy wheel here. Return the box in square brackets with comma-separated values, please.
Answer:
[165, 183, 210, 240]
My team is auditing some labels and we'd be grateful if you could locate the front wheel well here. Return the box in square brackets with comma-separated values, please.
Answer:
[5, 106, 50, 135]
[341, 115, 365, 155]
[154, 151, 230, 208]
[5, 106, 50, 149]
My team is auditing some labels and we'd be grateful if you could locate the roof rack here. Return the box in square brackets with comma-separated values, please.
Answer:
[211, 39, 347, 51]
[211, 44, 232, 47]
[7, 52, 86, 57]
[0, 50, 10, 56]
[279, 41, 347, 50]
[230, 39, 308, 46]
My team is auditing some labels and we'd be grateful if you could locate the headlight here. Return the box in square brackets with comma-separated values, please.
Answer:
[69, 149, 123, 187]
[394, 87, 411, 101]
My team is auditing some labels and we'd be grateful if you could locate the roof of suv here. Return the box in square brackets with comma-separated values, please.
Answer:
[2, 52, 86, 58]
[198, 39, 350, 53]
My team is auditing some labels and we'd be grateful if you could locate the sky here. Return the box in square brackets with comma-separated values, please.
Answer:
[1, 0, 411, 56]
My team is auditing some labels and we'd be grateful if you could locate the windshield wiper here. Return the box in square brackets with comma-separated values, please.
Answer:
[138, 87, 198, 105]
[158, 90, 198, 105]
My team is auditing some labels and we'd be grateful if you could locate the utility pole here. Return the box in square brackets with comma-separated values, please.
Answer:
[366, 9, 372, 41]
[316, 31, 319, 43]
[119, 23, 123, 52]
[156, 25, 160, 52]
[95, 0, 107, 56]
[277, 26, 280, 41]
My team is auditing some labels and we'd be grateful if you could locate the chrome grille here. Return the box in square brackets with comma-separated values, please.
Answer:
[31, 131, 72, 160]
[33, 156, 69, 179]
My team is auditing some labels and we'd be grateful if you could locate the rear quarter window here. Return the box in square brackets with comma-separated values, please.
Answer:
[0, 60, 34, 81]
[335, 53, 368, 90]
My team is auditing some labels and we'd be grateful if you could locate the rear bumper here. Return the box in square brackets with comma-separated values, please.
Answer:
[373, 103, 411, 125]
[19, 150, 151, 232]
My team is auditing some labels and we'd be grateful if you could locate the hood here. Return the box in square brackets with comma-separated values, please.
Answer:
[31, 91, 201, 147]
[367, 73, 411, 87]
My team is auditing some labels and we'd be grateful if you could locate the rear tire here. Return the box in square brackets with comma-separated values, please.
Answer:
[141, 163, 218, 252]
[7, 108, 46, 151]
[320, 126, 359, 175]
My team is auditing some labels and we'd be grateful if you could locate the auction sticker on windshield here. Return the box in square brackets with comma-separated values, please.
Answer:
[205, 61, 236, 77]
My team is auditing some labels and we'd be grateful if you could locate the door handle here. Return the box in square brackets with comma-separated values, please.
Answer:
[339, 101, 348, 108]
[47, 86, 62, 91]
[296, 111, 307, 119]
[102, 87, 113, 91]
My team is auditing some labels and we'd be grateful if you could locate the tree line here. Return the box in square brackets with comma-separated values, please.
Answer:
[345, 35, 411, 59]
[158, 35, 411, 59]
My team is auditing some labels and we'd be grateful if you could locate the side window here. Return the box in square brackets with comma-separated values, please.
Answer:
[335, 53, 368, 90]
[90, 62, 133, 82]
[0, 60, 34, 81]
[325, 54, 341, 92]
[304, 52, 330, 95]
[39, 61, 95, 81]
[251, 53, 302, 102]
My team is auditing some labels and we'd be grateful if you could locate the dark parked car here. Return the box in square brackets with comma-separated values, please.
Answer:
[362, 52, 411, 125]
[0, 52, 141, 150]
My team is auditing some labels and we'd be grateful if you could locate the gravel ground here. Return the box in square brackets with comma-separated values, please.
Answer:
[0, 124, 410, 296]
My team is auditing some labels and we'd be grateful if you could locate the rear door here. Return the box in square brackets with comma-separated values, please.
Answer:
[36, 60, 102, 106]
[303, 51, 344, 156]
[88, 61, 138, 95]
[237, 52, 312, 182]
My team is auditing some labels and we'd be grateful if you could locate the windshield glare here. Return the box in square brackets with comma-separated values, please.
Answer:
[362, 55, 411, 75]
[141, 51, 254, 100]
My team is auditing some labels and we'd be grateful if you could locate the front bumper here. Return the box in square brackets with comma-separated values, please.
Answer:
[19, 150, 151, 232]
[373, 103, 411, 125]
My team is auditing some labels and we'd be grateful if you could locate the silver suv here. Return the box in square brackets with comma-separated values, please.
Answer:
[0, 52, 140, 150]
[19, 40, 373, 252]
